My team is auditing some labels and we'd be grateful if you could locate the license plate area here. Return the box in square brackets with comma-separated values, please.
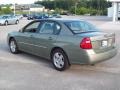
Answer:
[101, 40, 108, 47]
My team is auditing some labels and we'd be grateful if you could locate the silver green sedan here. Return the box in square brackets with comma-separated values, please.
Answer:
[7, 19, 117, 71]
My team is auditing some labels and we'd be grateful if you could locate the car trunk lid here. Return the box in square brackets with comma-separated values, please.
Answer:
[77, 32, 115, 53]
[91, 32, 115, 53]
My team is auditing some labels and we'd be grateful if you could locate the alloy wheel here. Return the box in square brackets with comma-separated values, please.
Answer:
[53, 52, 65, 69]
[10, 40, 16, 53]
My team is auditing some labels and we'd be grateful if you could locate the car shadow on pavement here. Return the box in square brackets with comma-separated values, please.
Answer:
[0, 44, 54, 70]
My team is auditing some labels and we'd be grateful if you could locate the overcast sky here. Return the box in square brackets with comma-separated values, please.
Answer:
[0, 0, 41, 4]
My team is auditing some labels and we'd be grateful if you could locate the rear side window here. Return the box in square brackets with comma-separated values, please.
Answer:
[39, 21, 61, 35]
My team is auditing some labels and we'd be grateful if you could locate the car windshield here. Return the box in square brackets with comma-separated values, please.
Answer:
[64, 21, 99, 34]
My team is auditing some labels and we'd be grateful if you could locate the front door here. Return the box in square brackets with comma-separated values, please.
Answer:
[17, 21, 41, 53]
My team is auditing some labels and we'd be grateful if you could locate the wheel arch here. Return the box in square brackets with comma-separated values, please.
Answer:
[9, 37, 15, 44]
[16, 19, 19, 22]
[5, 20, 8, 24]
[15, 20, 19, 24]
[50, 47, 71, 65]
[5, 20, 8, 22]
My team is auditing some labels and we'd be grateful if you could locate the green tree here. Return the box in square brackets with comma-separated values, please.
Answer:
[76, 7, 89, 15]
[1, 6, 12, 14]
[35, 0, 111, 15]
[0, 6, 1, 11]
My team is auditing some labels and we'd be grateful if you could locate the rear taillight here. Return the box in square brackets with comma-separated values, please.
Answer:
[80, 37, 92, 49]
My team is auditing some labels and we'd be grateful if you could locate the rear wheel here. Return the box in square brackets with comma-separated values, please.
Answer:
[16, 20, 19, 24]
[9, 38, 19, 54]
[51, 49, 70, 71]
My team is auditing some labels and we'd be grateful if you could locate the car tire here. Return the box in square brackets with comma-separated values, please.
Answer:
[9, 38, 19, 54]
[51, 49, 70, 71]
[16, 20, 19, 24]
[4, 21, 8, 26]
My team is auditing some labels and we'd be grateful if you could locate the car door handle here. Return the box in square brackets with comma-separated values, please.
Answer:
[48, 37, 53, 40]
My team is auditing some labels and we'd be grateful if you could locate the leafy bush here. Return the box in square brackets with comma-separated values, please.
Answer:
[89, 9, 98, 15]
[102, 9, 107, 15]
[69, 6, 75, 14]
[76, 7, 89, 15]
[0, 6, 12, 15]
[55, 8, 61, 14]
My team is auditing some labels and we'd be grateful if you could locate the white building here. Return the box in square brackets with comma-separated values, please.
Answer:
[10, 4, 45, 13]
[30, 4, 45, 12]
[108, 0, 120, 21]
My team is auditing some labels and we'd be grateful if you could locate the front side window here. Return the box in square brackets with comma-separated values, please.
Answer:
[23, 21, 40, 33]
[39, 21, 61, 35]
[65, 21, 99, 34]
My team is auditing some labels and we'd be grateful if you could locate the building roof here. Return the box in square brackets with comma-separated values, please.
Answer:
[30, 4, 44, 8]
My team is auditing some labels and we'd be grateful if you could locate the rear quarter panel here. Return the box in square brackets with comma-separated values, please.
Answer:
[55, 34, 89, 64]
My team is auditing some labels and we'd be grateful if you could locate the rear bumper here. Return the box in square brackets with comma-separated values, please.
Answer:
[87, 47, 117, 64]
[67, 46, 117, 65]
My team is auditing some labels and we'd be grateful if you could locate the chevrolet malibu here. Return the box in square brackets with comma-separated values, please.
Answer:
[7, 19, 117, 71]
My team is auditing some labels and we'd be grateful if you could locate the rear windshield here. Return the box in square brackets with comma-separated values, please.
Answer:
[64, 21, 99, 34]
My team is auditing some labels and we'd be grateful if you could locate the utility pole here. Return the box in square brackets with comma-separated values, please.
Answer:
[75, 2, 78, 15]
[29, 4, 31, 15]
[97, 0, 100, 15]
[14, 3, 16, 16]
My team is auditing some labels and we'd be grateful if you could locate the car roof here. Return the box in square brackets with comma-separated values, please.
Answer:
[50, 18, 85, 22]
[34, 18, 85, 23]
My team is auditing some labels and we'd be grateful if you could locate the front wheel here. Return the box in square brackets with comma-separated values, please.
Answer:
[51, 49, 70, 71]
[9, 38, 19, 54]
